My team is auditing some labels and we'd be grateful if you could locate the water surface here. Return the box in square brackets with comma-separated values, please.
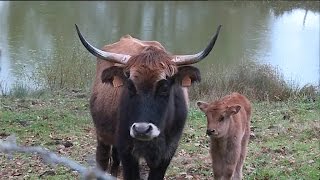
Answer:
[0, 1, 319, 91]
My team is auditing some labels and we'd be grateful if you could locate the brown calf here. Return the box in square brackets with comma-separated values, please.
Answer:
[197, 92, 251, 180]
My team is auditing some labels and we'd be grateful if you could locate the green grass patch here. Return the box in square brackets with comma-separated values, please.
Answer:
[1, 92, 319, 179]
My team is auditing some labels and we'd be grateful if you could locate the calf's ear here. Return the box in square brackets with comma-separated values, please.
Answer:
[226, 105, 241, 115]
[174, 66, 201, 87]
[197, 101, 208, 112]
[101, 66, 126, 87]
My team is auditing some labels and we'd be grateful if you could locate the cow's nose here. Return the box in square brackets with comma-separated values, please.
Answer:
[206, 129, 215, 136]
[130, 123, 160, 141]
[132, 123, 153, 134]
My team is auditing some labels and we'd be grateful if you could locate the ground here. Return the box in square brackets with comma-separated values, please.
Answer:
[0, 91, 319, 179]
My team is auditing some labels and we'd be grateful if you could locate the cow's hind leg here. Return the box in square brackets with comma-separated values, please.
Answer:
[110, 146, 120, 177]
[96, 140, 111, 172]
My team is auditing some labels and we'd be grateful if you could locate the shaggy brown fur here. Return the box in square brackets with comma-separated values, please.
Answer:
[124, 46, 177, 92]
[91, 36, 173, 143]
[89, 35, 192, 177]
[197, 92, 251, 180]
[75, 23, 222, 178]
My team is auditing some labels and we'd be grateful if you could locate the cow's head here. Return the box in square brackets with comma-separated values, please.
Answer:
[197, 101, 241, 138]
[76, 24, 222, 141]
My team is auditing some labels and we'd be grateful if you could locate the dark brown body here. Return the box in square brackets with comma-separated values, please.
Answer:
[90, 36, 165, 143]
[89, 36, 173, 176]
[197, 92, 251, 180]
[75, 24, 222, 179]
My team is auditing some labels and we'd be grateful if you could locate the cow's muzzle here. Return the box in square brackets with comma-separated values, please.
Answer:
[130, 123, 160, 141]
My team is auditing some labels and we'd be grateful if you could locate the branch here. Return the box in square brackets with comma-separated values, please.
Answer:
[0, 135, 116, 180]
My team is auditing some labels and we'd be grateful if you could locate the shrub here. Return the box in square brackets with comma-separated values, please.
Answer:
[189, 61, 312, 102]
[34, 43, 95, 92]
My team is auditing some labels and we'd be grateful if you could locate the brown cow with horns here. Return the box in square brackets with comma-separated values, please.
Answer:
[75, 24, 222, 180]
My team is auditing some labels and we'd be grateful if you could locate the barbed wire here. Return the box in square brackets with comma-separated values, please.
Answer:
[0, 135, 116, 180]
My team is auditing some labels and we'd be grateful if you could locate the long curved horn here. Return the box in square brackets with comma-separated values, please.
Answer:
[172, 25, 222, 66]
[75, 24, 131, 64]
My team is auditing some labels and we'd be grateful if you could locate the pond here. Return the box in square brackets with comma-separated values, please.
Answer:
[0, 1, 319, 92]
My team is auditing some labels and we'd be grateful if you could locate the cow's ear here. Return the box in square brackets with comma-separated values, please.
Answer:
[197, 101, 208, 112]
[174, 66, 201, 87]
[226, 105, 241, 116]
[101, 66, 126, 87]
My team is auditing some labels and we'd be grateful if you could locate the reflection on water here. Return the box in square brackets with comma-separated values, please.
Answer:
[267, 9, 319, 86]
[0, 1, 319, 91]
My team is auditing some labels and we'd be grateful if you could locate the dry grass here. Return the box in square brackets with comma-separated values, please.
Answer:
[34, 43, 95, 92]
[189, 61, 317, 102]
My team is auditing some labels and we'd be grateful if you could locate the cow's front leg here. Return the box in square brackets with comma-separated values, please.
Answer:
[147, 158, 171, 180]
[120, 152, 140, 180]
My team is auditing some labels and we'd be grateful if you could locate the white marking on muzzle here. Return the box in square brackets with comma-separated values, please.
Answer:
[130, 122, 160, 141]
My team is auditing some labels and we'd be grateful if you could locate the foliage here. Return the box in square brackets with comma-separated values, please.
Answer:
[189, 61, 318, 102]
[34, 43, 95, 92]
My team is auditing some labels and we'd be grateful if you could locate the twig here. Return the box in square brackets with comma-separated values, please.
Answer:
[0, 135, 116, 180]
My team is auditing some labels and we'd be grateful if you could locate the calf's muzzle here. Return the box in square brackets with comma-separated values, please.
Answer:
[206, 129, 216, 136]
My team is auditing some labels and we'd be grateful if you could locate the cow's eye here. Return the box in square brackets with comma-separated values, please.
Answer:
[127, 79, 137, 96]
[218, 116, 224, 122]
[156, 79, 170, 97]
[124, 71, 130, 78]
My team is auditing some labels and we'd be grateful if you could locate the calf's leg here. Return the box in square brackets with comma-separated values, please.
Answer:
[234, 134, 250, 180]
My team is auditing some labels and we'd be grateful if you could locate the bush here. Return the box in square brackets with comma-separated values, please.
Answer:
[34, 43, 95, 92]
[189, 61, 315, 102]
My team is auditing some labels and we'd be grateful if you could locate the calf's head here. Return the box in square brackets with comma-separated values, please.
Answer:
[75, 24, 222, 141]
[197, 101, 241, 138]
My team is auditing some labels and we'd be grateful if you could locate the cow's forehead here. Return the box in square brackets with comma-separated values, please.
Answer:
[129, 66, 166, 90]
[130, 66, 165, 81]
[124, 46, 177, 86]
[102, 35, 166, 55]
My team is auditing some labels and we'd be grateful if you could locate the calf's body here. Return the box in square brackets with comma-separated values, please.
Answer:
[197, 92, 251, 180]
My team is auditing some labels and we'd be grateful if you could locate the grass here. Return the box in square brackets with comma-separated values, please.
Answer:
[165, 98, 320, 180]
[0, 91, 319, 179]
[0, 91, 94, 179]
[34, 44, 95, 91]
[2, 41, 96, 94]
[189, 61, 317, 102]
[2, 49, 318, 102]
[0, 49, 319, 179]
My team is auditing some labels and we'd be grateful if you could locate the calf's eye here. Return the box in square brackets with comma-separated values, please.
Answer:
[219, 116, 224, 122]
